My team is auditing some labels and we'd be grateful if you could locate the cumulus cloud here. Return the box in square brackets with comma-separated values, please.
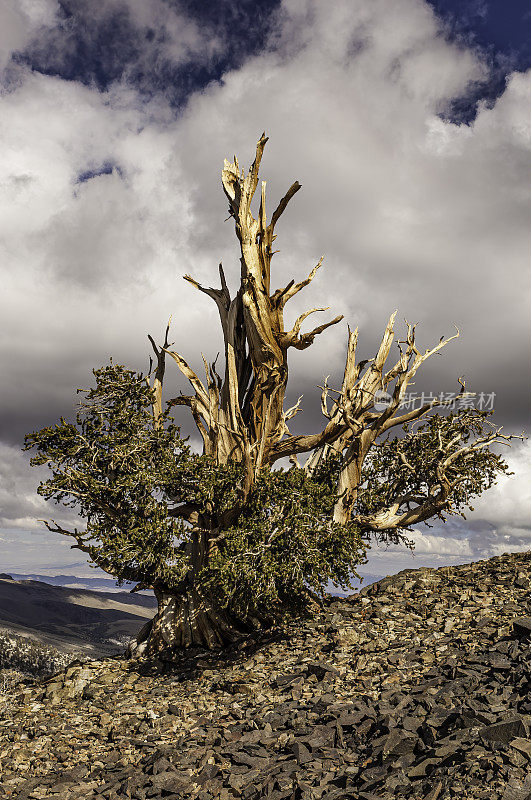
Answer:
[469, 438, 531, 537]
[0, 0, 529, 573]
[12, 0, 225, 98]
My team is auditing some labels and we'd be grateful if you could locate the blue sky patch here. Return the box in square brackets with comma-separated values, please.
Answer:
[428, 0, 531, 122]
[76, 163, 122, 184]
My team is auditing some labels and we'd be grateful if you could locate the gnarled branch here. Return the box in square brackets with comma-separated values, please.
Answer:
[147, 318, 173, 428]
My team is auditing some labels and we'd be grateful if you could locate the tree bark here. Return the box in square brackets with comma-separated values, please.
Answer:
[161, 135, 343, 484]
[126, 588, 249, 658]
[145, 585, 250, 655]
[128, 527, 269, 657]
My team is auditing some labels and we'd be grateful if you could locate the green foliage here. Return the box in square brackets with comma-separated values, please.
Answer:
[165, 451, 246, 522]
[24, 364, 514, 633]
[23, 363, 368, 622]
[198, 456, 368, 623]
[23, 363, 191, 589]
[356, 408, 513, 528]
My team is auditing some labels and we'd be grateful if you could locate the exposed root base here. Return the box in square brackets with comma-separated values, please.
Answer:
[134, 587, 267, 660]
[126, 586, 321, 662]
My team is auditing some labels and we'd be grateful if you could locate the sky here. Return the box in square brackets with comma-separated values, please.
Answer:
[0, 0, 530, 585]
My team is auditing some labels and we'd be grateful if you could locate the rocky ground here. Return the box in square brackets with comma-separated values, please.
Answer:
[0, 550, 529, 800]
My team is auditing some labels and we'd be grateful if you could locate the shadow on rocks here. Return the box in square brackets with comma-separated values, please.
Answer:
[125, 624, 291, 681]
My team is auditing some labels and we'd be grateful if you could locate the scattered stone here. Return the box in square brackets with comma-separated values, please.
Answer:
[513, 617, 531, 637]
[509, 738, 531, 759]
[0, 549, 529, 800]
[481, 717, 527, 745]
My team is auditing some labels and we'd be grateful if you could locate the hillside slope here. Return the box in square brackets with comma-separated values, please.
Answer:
[0, 575, 156, 658]
[0, 550, 529, 800]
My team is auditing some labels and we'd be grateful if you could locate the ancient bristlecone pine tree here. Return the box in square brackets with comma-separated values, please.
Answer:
[25, 135, 522, 657]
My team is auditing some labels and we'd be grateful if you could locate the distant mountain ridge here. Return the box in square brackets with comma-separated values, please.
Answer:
[0, 570, 383, 595]
[0, 571, 147, 593]
[0, 574, 156, 658]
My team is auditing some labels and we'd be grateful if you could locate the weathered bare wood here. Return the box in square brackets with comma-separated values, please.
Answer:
[272, 257, 324, 308]
[269, 180, 301, 232]
[146, 317, 173, 428]
[149, 133, 522, 555]
[136, 134, 527, 651]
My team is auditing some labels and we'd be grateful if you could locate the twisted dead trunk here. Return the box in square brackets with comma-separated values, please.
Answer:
[127, 590, 248, 658]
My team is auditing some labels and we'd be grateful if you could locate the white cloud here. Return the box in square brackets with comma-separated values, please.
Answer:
[404, 531, 473, 556]
[116, 0, 223, 65]
[0, 0, 59, 71]
[487, 539, 531, 555]
[469, 439, 531, 533]
[0, 0, 529, 572]
[11, 0, 225, 102]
